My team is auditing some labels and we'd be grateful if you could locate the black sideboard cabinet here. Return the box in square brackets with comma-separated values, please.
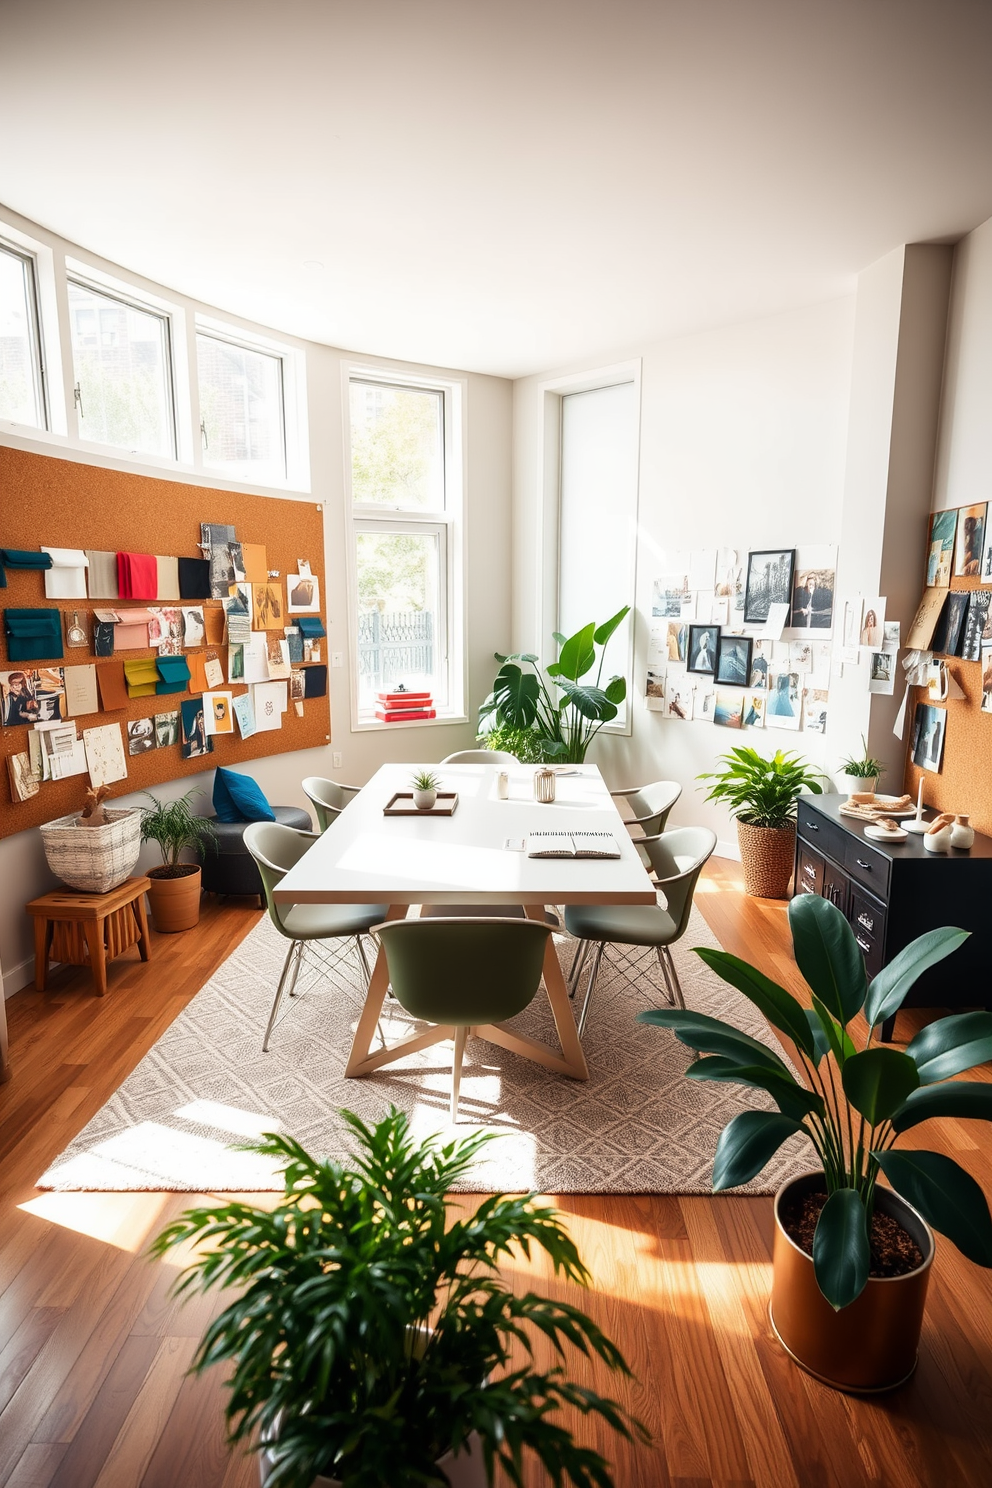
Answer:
[794, 794, 992, 1040]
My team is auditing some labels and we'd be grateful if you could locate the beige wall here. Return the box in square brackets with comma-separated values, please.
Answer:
[0, 211, 512, 995]
[932, 214, 992, 512]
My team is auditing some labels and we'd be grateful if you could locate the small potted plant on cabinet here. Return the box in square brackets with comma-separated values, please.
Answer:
[638, 894, 992, 1392]
[410, 768, 441, 810]
[838, 735, 885, 798]
[140, 789, 217, 932]
[151, 1109, 647, 1487]
[698, 746, 823, 898]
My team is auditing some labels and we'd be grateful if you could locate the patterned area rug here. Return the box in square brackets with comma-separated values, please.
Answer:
[38, 905, 810, 1194]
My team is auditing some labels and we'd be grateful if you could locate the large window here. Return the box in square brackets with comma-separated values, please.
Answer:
[67, 278, 175, 458]
[0, 241, 46, 429]
[197, 331, 287, 484]
[348, 374, 461, 720]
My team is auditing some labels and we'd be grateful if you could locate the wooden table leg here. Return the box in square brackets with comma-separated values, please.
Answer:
[33, 916, 49, 992]
[82, 919, 108, 997]
[524, 903, 589, 1079]
[134, 892, 151, 962]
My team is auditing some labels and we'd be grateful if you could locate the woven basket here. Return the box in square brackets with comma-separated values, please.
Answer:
[40, 808, 142, 894]
[737, 819, 796, 899]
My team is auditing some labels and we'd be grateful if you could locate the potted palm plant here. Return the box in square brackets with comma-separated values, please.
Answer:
[151, 1109, 647, 1487]
[698, 746, 823, 898]
[140, 789, 217, 932]
[479, 608, 630, 764]
[638, 894, 992, 1392]
[838, 735, 885, 798]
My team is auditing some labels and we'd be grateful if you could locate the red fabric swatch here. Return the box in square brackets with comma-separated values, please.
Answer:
[116, 551, 159, 600]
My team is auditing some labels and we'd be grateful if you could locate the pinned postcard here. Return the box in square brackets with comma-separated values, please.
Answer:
[203, 690, 234, 735]
[266, 637, 292, 680]
[83, 723, 128, 787]
[203, 654, 225, 689]
[756, 602, 790, 640]
[233, 692, 257, 739]
[287, 572, 320, 614]
[253, 681, 288, 731]
[183, 607, 205, 647]
[242, 633, 271, 684]
[62, 664, 99, 718]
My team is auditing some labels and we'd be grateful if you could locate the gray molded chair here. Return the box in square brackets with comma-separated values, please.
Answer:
[565, 826, 717, 1037]
[244, 822, 388, 1052]
[441, 749, 518, 765]
[301, 777, 360, 833]
[611, 781, 682, 877]
[372, 916, 553, 1121]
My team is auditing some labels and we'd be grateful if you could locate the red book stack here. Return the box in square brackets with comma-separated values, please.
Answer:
[375, 689, 436, 722]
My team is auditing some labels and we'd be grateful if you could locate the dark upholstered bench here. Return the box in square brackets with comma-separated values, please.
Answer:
[200, 807, 313, 905]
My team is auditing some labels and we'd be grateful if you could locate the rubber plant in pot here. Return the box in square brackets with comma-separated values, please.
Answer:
[838, 735, 885, 799]
[151, 1108, 647, 1487]
[140, 789, 217, 933]
[638, 894, 992, 1392]
[698, 746, 823, 898]
[479, 607, 630, 764]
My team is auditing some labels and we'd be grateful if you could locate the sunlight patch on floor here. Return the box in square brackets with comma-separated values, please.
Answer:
[19, 1190, 171, 1251]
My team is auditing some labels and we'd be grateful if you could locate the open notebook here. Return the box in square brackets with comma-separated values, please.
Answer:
[527, 831, 621, 859]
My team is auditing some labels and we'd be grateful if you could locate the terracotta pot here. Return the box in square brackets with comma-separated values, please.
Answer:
[259, 1428, 487, 1487]
[146, 865, 202, 932]
[769, 1173, 934, 1393]
[736, 820, 796, 898]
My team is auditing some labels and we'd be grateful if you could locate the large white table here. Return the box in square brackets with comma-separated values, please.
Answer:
[274, 762, 657, 1082]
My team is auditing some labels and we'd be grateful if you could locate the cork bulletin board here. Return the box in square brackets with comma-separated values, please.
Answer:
[902, 566, 991, 836]
[0, 446, 330, 839]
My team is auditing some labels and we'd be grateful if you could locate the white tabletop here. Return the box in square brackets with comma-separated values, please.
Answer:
[275, 762, 658, 906]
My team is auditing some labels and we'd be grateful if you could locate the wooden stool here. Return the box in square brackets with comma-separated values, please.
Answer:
[27, 878, 152, 997]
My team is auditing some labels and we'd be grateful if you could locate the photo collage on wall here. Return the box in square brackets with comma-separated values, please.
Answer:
[645, 544, 836, 733]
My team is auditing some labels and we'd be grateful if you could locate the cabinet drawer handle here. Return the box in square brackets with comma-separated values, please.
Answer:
[856, 858, 872, 871]
[858, 912, 874, 932]
[856, 935, 871, 954]
[802, 865, 817, 880]
[806, 822, 819, 831]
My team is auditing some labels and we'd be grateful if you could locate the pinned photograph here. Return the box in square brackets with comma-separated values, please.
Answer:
[180, 698, 212, 759]
[154, 711, 180, 747]
[183, 607, 205, 647]
[686, 624, 719, 675]
[714, 634, 752, 686]
[790, 551, 835, 630]
[860, 600, 885, 648]
[148, 607, 183, 654]
[290, 667, 307, 702]
[203, 690, 234, 736]
[127, 717, 156, 755]
[1, 668, 66, 726]
[803, 689, 829, 733]
[252, 581, 284, 630]
[868, 650, 895, 695]
[954, 502, 987, 578]
[911, 703, 946, 773]
[982, 644, 992, 714]
[931, 591, 968, 656]
[749, 640, 771, 689]
[714, 691, 744, 728]
[742, 694, 765, 728]
[926, 509, 957, 586]
[651, 574, 689, 619]
[961, 590, 992, 662]
[766, 670, 802, 730]
[697, 689, 716, 721]
[906, 589, 947, 651]
[645, 669, 666, 701]
[743, 549, 795, 625]
[665, 682, 694, 721]
[666, 621, 688, 661]
[287, 572, 320, 614]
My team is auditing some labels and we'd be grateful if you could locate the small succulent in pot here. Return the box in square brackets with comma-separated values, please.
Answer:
[838, 734, 885, 795]
[410, 768, 441, 810]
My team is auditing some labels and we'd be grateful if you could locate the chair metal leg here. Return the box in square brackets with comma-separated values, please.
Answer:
[450, 1025, 468, 1123]
[354, 934, 372, 991]
[662, 946, 687, 1010]
[263, 941, 302, 1052]
[655, 944, 677, 1007]
[576, 942, 606, 1039]
[568, 939, 591, 999]
[286, 944, 305, 997]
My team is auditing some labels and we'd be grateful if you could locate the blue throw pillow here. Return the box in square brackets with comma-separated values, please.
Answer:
[212, 767, 276, 824]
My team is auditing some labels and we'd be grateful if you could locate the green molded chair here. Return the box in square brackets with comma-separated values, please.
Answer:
[372, 916, 553, 1121]
[565, 826, 716, 1037]
[244, 822, 389, 1052]
[610, 780, 682, 873]
[301, 777, 360, 833]
[441, 749, 518, 764]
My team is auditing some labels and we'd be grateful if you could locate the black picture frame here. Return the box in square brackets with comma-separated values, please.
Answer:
[686, 623, 720, 675]
[743, 549, 796, 625]
[714, 634, 753, 687]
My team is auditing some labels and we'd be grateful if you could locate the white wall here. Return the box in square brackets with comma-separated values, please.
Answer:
[513, 298, 857, 853]
[932, 213, 992, 511]
[1, 210, 512, 996]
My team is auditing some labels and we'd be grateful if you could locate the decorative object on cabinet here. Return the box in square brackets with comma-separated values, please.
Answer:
[922, 813, 955, 853]
[837, 735, 884, 797]
[479, 607, 630, 764]
[794, 793, 992, 1038]
[638, 894, 987, 1393]
[151, 1109, 646, 1488]
[698, 746, 823, 898]
[951, 814, 976, 850]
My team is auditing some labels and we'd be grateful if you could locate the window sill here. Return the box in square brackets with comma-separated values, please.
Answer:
[352, 712, 468, 734]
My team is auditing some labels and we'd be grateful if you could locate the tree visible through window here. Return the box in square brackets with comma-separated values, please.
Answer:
[68, 280, 174, 458]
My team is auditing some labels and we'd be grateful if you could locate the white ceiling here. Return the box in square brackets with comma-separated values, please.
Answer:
[3, 0, 992, 378]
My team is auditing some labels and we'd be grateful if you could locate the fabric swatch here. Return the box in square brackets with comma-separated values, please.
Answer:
[86, 550, 120, 600]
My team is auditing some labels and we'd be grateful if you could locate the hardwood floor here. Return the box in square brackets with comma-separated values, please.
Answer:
[1, 863, 990, 1486]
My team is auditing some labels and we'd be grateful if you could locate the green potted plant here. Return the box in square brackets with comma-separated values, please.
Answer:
[638, 894, 992, 1391]
[479, 608, 630, 765]
[475, 721, 545, 764]
[838, 735, 885, 797]
[140, 788, 217, 932]
[410, 768, 441, 810]
[697, 746, 823, 898]
[151, 1109, 647, 1487]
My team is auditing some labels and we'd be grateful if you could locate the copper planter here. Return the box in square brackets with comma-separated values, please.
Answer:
[769, 1173, 934, 1393]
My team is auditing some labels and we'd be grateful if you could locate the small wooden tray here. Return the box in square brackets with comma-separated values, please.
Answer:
[384, 792, 459, 816]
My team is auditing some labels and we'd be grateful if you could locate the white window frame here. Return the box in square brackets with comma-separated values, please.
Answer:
[0, 224, 66, 437]
[194, 314, 310, 492]
[64, 257, 186, 465]
[537, 359, 641, 739]
[343, 363, 466, 731]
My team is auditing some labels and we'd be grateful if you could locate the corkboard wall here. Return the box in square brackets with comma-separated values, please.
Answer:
[0, 446, 330, 839]
[902, 567, 991, 834]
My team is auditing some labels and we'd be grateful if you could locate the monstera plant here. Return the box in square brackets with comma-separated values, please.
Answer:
[479, 608, 630, 764]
